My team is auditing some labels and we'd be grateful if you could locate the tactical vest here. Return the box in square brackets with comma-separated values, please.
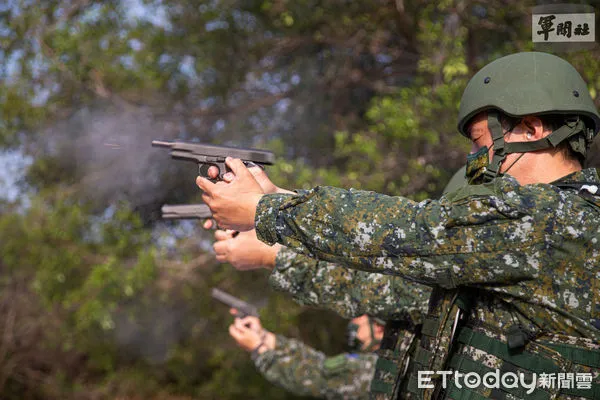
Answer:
[370, 320, 420, 400]
[446, 326, 600, 399]
[403, 287, 469, 399]
[402, 287, 600, 400]
[403, 181, 600, 399]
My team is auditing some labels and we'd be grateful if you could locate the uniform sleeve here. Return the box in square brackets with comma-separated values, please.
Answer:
[253, 334, 377, 399]
[270, 247, 430, 324]
[255, 181, 550, 288]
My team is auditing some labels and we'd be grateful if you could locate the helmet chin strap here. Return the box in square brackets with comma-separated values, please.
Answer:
[483, 111, 509, 181]
[484, 111, 588, 182]
[363, 317, 381, 352]
[483, 112, 526, 180]
[500, 152, 526, 177]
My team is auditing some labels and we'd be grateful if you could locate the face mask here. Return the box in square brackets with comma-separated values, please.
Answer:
[465, 145, 490, 185]
[346, 322, 361, 350]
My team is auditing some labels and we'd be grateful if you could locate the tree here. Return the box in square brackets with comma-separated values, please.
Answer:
[0, 0, 598, 398]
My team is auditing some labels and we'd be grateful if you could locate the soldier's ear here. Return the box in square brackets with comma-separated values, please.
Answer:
[521, 116, 545, 140]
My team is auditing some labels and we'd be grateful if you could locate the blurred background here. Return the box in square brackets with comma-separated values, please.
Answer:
[0, 0, 598, 398]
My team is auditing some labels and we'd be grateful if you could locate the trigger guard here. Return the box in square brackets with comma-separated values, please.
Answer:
[198, 163, 225, 182]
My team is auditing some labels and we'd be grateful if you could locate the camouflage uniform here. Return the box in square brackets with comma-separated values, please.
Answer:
[269, 167, 467, 400]
[272, 247, 431, 399]
[251, 52, 600, 399]
[268, 167, 465, 322]
[272, 247, 430, 322]
[254, 168, 600, 399]
[253, 334, 378, 399]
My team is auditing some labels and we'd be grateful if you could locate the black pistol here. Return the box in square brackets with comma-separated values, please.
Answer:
[211, 288, 259, 318]
[152, 140, 275, 181]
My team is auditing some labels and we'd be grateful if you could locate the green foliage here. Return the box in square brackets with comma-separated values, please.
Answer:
[1, 0, 599, 398]
[320, 77, 470, 198]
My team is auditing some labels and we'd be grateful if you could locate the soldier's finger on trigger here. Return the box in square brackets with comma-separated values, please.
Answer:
[207, 165, 220, 179]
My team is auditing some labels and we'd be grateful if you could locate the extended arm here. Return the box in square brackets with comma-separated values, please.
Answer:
[256, 180, 546, 288]
[198, 158, 543, 287]
[255, 335, 377, 399]
[271, 247, 430, 323]
[211, 231, 429, 322]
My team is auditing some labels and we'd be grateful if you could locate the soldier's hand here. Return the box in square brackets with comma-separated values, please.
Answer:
[207, 162, 290, 195]
[229, 308, 263, 332]
[237, 315, 263, 332]
[203, 163, 277, 230]
[213, 229, 280, 270]
[197, 158, 263, 231]
[228, 317, 264, 352]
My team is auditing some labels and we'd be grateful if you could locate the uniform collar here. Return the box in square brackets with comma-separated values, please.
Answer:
[550, 168, 600, 185]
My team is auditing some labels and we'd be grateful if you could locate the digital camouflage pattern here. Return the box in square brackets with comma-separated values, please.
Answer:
[370, 320, 420, 400]
[272, 247, 430, 323]
[255, 169, 600, 399]
[272, 247, 431, 399]
[253, 334, 378, 399]
[268, 167, 465, 400]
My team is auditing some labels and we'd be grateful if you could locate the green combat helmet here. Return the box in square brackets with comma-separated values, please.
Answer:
[442, 165, 467, 194]
[457, 52, 600, 181]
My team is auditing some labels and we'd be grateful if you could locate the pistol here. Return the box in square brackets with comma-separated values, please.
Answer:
[211, 288, 259, 318]
[152, 140, 275, 181]
[161, 204, 212, 220]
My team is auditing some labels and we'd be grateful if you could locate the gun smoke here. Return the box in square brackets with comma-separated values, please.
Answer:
[30, 103, 201, 211]
[26, 103, 219, 363]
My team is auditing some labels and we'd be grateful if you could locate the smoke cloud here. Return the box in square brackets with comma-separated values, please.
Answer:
[33, 103, 202, 213]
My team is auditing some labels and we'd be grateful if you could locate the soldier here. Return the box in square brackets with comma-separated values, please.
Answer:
[198, 52, 600, 399]
[229, 311, 383, 399]
[213, 228, 429, 321]
[212, 167, 466, 399]
[215, 228, 429, 399]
